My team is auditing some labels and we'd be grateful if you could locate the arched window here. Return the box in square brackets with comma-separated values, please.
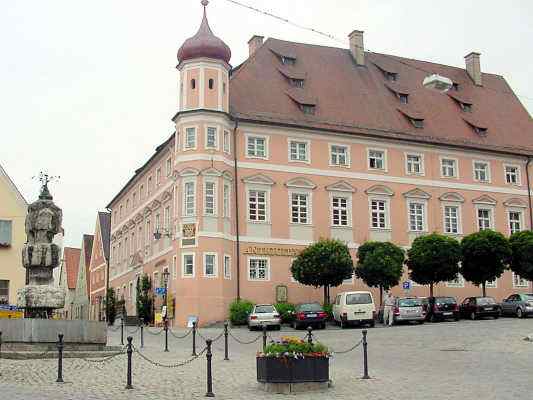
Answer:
[208, 78, 214, 90]
[191, 79, 196, 89]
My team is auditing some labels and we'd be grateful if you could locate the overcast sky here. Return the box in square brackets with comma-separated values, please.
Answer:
[1, 0, 532, 247]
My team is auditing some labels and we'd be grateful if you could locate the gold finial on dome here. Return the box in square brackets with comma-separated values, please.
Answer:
[201, 0, 209, 7]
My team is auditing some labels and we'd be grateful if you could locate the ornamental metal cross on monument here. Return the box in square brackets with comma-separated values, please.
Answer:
[17, 172, 65, 318]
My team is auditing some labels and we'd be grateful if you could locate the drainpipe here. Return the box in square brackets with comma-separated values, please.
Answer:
[232, 118, 241, 300]
[105, 208, 112, 315]
[526, 158, 533, 230]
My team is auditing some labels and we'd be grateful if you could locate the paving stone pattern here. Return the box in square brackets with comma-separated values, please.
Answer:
[1, 318, 532, 399]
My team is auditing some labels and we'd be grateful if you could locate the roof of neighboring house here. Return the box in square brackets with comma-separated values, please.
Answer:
[63, 247, 81, 290]
[230, 38, 533, 155]
[82, 234, 94, 268]
[0, 163, 27, 208]
[98, 212, 111, 262]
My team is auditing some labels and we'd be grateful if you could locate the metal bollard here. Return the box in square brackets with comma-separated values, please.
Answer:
[205, 339, 214, 397]
[307, 326, 313, 344]
[362, 330, 370, 379]
[223, 321, 229, 361]
[56, 333, 64, 383]
[125, 336, 133, 389]
[120, 318, 124, 346]
[140, 325, 144, 349]
[262, 325, 267, 352]
[192, 321, 197, 356]
[164, 319, 169, 352]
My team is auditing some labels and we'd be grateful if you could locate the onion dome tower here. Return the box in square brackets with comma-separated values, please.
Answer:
[177, 0, 231, 112]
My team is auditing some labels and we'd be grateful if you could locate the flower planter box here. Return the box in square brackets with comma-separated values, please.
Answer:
[256, 356, 329, 383]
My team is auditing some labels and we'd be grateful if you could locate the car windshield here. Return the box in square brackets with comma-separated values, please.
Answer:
[398, 298, 422, 307]
[297, 303, 322, 312]
[255, 305, 274, 313]
[346, 293, 372, 305]
[435, 297, 456, 305]
[477, 297, 495, 305]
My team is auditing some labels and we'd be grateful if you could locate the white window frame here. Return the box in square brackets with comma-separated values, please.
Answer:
[507, 209, 523, 235]
[475, 206, 494, 231]
[223, 130, 231, 154]
[183, 126, 197, 150]
[245, 134, 269, 159]
[182, 179, 196, 217]
[329, 143, 350, 167]
[223, 254, 231, 279]
[440, 157, 459, 178]
[407, 200, 427, 232]
[289, 190, 312, 225]
[405, 152, 424, 176]
[367, 148, 387, 171]
[203, 252, 218, 278]
[182, 252, 195, 278]
[504, 164, 521, 186]
[247, 256, 270, 281]
[203, 179, 217, 216]
[330, 193, 352, 227]
[442, 203, 462, 235]
[472, 160, 491, 183]
[369, 197, 390, 230]
[205, 126, 219, 150]
[246, 187, 270, 223]
[223, 183, 230, 218]
[446, 273, 465, 288]
[512, 272, 529, 288]
[485, 278, 497, 288]
[288, 138, 311, 163]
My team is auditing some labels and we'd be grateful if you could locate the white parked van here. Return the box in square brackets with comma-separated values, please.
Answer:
[332, 291, 376, 328]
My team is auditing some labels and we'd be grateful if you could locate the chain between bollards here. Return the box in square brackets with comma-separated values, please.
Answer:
[140, 324, 144, 348]
[262, 325, 267, 352]
[223, 321, 229, 361]
[126, 336, 133, 389]
[362, 329, 370, 379]
[121, 318, 124, 346]
[205, 339, 214, 397]
[56, 333, 64, 383]
[192, 321, 197, 356]
[164, 319, 169, 352]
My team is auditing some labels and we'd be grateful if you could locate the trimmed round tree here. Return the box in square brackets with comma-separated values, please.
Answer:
[461, 230, 512, 296]
[407, 233, 461, 296]
[509, 230, 533, 282]
[291, 238, 354, 305]
[355, 241, 405, 306]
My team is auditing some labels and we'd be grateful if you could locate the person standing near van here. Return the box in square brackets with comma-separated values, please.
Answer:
[383, 291, 395, 326]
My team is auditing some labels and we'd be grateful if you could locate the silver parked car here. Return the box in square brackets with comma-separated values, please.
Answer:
[247, 304, 281, 330]
[501, 293, 533, 318]
[392, 297, 425, 324]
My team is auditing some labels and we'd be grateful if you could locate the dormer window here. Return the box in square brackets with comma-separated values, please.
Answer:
[385, 72, 398, 81]
[473, 126, 487, 136]
[290, 78, 304, 88]
[399, 94, 408, 104]
[452, 83, 459, 91]
[411, 118, 424, 128]
[281, 56, 296, 66]
[301, 104, 315, 115]
[460, 103, 472, 112]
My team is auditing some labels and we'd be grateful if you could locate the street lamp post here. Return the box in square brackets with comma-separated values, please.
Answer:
[162, 270, 170, 352]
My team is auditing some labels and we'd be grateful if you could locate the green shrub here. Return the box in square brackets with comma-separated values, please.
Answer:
[263, 336, 329, 357]
[322, 303, 333, 320]
[275, 303, 296, 323]
[229, 299, 254, 325]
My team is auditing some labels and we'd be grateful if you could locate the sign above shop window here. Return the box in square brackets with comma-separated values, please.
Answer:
[243, 246, 300, 257]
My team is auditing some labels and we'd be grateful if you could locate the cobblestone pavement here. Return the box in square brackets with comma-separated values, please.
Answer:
[1, 317, 532, 399]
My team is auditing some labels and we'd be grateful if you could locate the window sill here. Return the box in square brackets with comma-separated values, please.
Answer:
[245, 155, 269, 161]
[289, 223, 314, 227]
[440, 175, 459, 179]
[288, 159, 311, 164]
[330, 225, 352, 229]
[181, 275, 195, 279]
[247, 220, 271, 225]
[370, 227, 392, 232]
[329, 163, 351, 168]
[406, 172, 425, 177]
[367, 168, 388, 173]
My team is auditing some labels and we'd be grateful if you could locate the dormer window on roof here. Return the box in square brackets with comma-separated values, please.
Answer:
[460, 103, 472, 112]
[386, 72, 398, 82]
[301, 104, 315, 115]
[397, 107, 424, 129]
[399, 94, 408, 104]
[290, 78, 304, 88]
[452, 82, 459, 91]
[281, 56, 296, 66]
[463, 115, 488, 136]
[411, 118, 424, 128]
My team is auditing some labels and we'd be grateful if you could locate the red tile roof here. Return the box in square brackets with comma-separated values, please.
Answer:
[63, 247, 81, 290]
[230, 38, 533, 155]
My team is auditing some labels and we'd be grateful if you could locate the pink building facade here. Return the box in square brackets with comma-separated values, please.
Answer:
[107, 3, 533, 326]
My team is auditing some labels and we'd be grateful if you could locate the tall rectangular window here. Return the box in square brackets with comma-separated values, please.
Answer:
[224, 255, 231, 279]
[368, 150, 385, 170]
[166, 158, 172, 177]
[139, 185, 144, 199]
[509, 211, 522, 234]
[332, 197, 348, 226]
[204, 253, 216, 277]
[223, 130, 230, 153]
[156, 168, 162, 185]
[444, 206, 459, 234]
[289, 140, 308, 162]
[505, 165, 519, 185]
[184, 182, 195, 216]
[146, 220, 151, 244]
[477, 208, 492, 230]
[0, 280, 9, 304]
[182, 254, 194, 277]
[204, 181, 216, 216]
[248, 190, 266, 221]
[164, 206, 170, 231]
[155, 213, 160, 234]
[409, 202, 425, 231]
[291, 193, 309, 224]
[513, 272, 528, 288]
[247, 136, 266, 158]
[441, 158, 457, 177]
[223, 184, 230, 218]
[406, 154, 422, 175]
[138, 226, 143, 250]
[249, 258, 268, 280]
[330, 145, 348, 166]
[0, 220, 13, 247]
[185, 127, 196, 149]
[371, 200, 387, 229]
[206, 127, 217, 149]
[474, 161, 489, 182]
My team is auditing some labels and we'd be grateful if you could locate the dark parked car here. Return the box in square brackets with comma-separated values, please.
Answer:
[459, 296, 501, 320]
[501, 293, 533, 318]
[421, 296, 459, 322]
[291, 303, 328, 330]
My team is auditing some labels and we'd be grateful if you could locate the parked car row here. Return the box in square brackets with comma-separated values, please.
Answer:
[247, 292, 533, 330]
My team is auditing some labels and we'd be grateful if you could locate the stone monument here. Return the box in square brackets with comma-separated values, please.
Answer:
[17, 173, 65, 317]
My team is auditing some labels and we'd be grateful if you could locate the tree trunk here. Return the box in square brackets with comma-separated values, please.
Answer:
[482, 282, 486, 297]
[430, 283, 434, 297]
[379, 286, 384, 307]
[323, 286, 328, 305]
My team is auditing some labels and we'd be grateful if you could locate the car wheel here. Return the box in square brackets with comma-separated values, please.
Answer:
[517, 308, 524, 319]
[418, 320, 424, 325]
[248, 324, 253, 331]
[494, 314, 499, 319]
[470, 312, 476, 320]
